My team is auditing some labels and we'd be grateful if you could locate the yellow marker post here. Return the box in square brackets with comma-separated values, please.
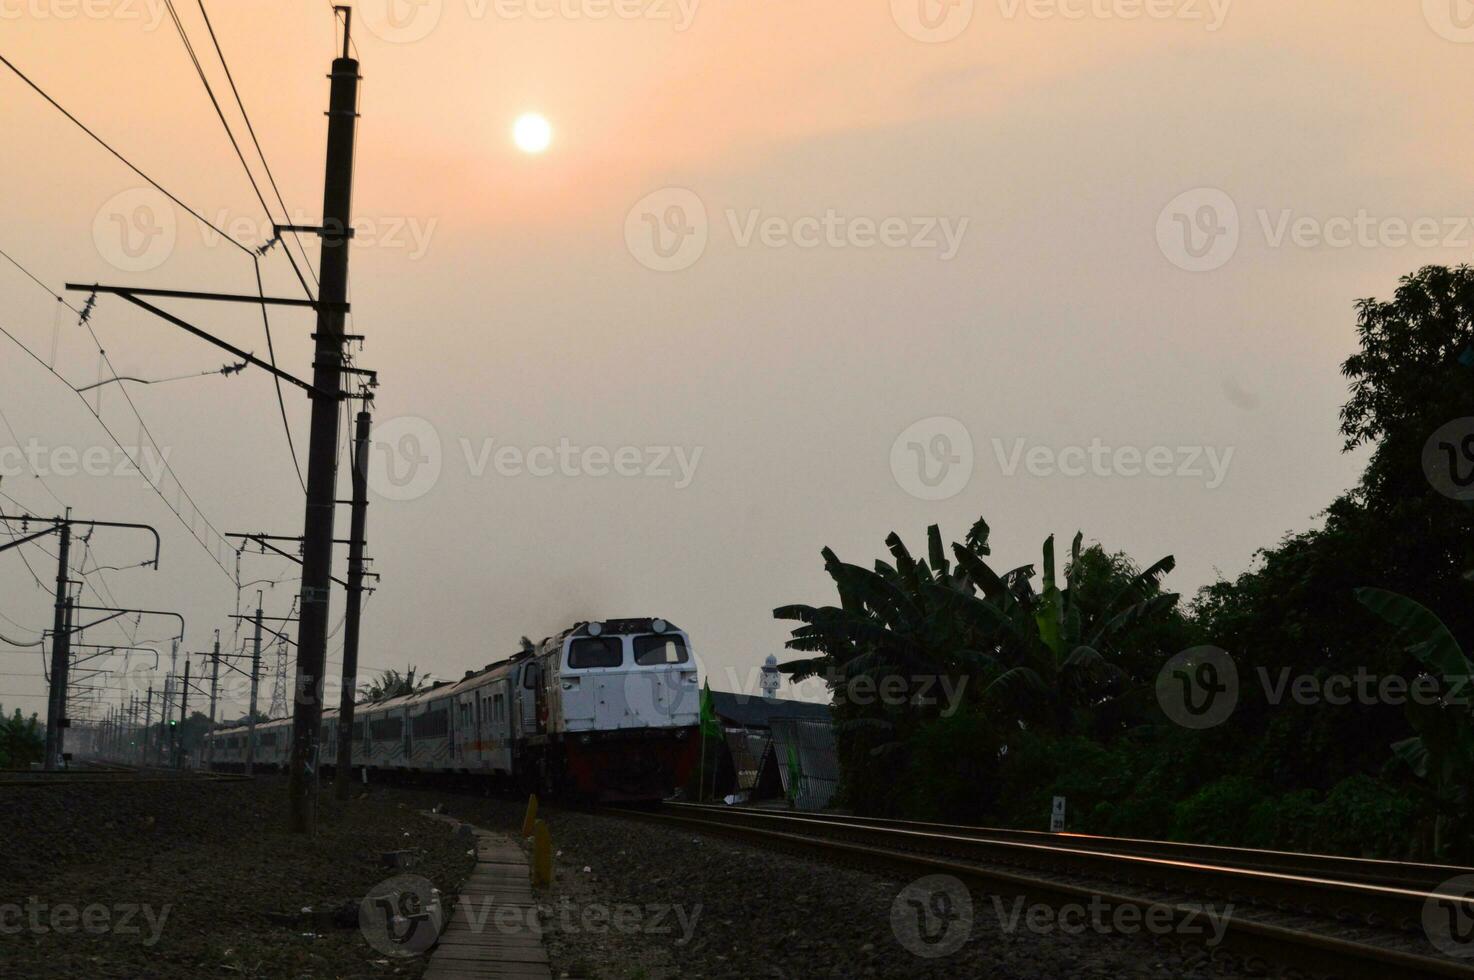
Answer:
[521, 793, 538, 838]
[532, 818, 553, 886]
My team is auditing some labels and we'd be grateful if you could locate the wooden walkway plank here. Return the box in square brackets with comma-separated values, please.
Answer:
[419, 811, 552, 980]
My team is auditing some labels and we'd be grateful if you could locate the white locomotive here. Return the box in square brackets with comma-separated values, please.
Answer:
[203, 618, 701, 800]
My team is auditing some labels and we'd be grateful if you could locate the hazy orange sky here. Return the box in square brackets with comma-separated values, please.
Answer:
[3, 1, 1472, 718]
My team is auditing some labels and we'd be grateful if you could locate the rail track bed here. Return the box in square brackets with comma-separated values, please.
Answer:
[610, 802, 1474, 979]
[0, 759, 248, 787]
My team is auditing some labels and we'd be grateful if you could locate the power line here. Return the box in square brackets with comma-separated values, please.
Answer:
[0, 54, 253, 255]
[160, 0, 316, 300]
[254, 258, 307, 491]
[193, 0, 320, 292]
[0, 248, 240, 581]
[0, 317, 237, 583]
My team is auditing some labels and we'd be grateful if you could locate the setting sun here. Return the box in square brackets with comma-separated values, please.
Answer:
[512, 112, 552, 154]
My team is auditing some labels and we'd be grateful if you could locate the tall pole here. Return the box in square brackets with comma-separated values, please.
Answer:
[142, 685, 152, 767]
[176, 658, 190, 769]
[43, 514, 72, 769]
[206, 631, 220, 767]
[288, 20, 360, 834]
[335, 408, 370, 800]
[247, 597, 262, 777]
[158, 674, 170, 765]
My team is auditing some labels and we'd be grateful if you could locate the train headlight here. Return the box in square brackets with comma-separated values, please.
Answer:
[652, 619, 667, 633]
[587, 621, 603, 636]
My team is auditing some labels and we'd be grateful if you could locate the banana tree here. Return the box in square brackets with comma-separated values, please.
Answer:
[1356, 587, 1474, 857]
[776, 517, 1180, 737]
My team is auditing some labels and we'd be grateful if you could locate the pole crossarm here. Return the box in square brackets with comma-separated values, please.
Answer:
[72, 645, 160, 668]
[62, 285, 354, 399]
[229, 532, 352, 589]
[0, 513, 161, 567]
[0, 523, 59, 555]
[70, 606, 184, 642]
[64, 283, 347, 312]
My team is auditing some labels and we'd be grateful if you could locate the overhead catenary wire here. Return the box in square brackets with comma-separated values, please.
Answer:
[160, 0, 316, 300]
[193, 0, 320, 292]
[0, 54, 253, 255]
[0, 317, 237, 583]
[254, 258, 307, 491]
[0, 246, 240, 581]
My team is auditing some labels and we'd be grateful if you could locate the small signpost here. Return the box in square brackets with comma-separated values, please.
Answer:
[1050, 795, 1066, 833]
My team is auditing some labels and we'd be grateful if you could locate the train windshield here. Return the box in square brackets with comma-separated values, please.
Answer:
[567, 636, 623, 668]
[633, 633, 689, 666]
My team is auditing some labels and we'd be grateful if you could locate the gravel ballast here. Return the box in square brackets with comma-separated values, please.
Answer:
[0, 777, 475, 979]
[411, 792, 1261, 980]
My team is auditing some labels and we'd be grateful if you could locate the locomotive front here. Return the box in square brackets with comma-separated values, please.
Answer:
[543, 618, 702, 800]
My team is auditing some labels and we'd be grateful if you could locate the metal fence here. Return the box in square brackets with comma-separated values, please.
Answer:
[768, 717, 839, 810]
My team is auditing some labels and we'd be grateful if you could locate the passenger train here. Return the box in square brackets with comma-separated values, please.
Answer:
[203, 618, 702, 801]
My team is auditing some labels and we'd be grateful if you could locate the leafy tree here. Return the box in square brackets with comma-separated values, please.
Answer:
[360, 666, 430, 702]
[1356, 588, 1474, 858]
[775, 519, 1188, 816]
[0, 705, 44, 769]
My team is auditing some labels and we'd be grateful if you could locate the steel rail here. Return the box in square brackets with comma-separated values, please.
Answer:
[666, 802, 1470, 893]
[610, 805, 1474, 980]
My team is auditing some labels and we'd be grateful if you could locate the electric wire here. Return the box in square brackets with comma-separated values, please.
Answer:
[193, 0, 320, 291]
[0, 54, 253, 255]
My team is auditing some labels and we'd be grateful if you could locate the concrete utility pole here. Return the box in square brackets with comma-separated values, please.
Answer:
[247, 598, 262, 776]
[1, 511, 160, 769]
[288, 17, 360, 834]
[335, 408, 371, 800]
[176, 658, 190, 769]
[142, 685, 152, 767]
[42, 514, 71, 769]
[158, 674, 170, 765]
[206, 631, 221, 767]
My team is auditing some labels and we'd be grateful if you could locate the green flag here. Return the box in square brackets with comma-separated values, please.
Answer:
[699, 680, 720, 739]
[786, 742, 802, 804]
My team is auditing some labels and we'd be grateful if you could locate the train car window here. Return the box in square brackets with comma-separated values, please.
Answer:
[634, 634, 689, 665]
[523, 662, 543, 687]
[568, 637, 623, 668]
[369, 717, 403, 741]
[352, 721, 365, 742]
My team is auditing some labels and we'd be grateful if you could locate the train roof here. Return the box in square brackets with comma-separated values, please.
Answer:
[205, 617, 686, 736]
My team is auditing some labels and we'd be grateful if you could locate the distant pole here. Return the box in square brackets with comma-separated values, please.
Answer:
[247, 598, 262, 777]
[176, 658, 190, 769]
[335, 407, 371, 800]
[43, 514, 72, 769]
[142, 685, 152, 767]
[158, 675, 170, 765]
[206, 631, 221, 767]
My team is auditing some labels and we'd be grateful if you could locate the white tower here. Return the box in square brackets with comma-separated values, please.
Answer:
[760, 654, 781, 699]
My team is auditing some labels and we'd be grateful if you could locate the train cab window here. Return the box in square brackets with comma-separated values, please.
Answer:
[634, 634, 689, 665]
[523, 662, 544, 687]
[568, 637, 622, 668]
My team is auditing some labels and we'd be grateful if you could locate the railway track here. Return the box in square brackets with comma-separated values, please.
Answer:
[0, 760, 249, 787]
[610, 802, 1474, 979]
